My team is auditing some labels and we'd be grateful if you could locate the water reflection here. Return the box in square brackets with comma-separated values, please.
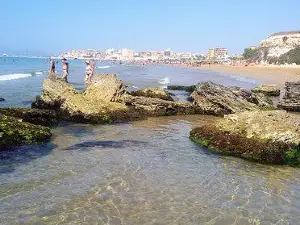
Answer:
[0, 115, 300, 224]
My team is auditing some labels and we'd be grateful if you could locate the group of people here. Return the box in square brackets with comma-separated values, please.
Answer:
[49, 58, 96, 83]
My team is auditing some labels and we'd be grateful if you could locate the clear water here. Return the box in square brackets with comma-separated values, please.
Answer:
[1, 58, 300, 225]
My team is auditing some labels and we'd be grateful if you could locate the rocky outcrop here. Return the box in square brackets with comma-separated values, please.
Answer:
[190, 82, 272, 116]
[0, 114, 51, 150]
[131, 88, 174, 101]
[260, 31, 300, 58]
[190, 110, 300, 165]
[0, 97, 5, 102]
[252, 84, 280, 96]
[0, 108, 63, 126]
[33, 74, 201, 123]
[167, 85, 196, 93]
[278, 82, 300, 111]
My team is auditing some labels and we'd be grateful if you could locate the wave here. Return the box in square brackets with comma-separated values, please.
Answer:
[34, 71, 43, 75]
[0, 73, 32, 81]
[158, 77, 170, 85]
[97, 65, 111, 69]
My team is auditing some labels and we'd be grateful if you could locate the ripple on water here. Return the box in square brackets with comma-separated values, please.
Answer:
[1, 115, 300, 225]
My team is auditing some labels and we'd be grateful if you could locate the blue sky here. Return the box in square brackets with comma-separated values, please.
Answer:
[0, 0, 299, 55]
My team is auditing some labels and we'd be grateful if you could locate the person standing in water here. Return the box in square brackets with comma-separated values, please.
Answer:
[61, 58, 69, 82]
[48, 58, 56, 79]
[50, 58, 55, 73]
[89, 59, 96, 82]
[84, 60, 92, 83]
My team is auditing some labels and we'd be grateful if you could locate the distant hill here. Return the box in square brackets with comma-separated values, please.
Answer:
[244, 30, 300, 65]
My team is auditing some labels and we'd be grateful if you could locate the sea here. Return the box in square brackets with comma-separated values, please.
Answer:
[1, 57, 300, 225]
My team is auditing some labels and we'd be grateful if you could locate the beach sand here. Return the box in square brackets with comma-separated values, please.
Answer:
[191, 64, 300, 88]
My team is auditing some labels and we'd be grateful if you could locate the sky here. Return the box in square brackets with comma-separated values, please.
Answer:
[0, 0, 299, 55]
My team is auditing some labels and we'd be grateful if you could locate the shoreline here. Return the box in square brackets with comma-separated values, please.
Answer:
[173, 63, 300, 88]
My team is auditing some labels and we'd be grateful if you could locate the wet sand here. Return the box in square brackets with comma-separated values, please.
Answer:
[179, 64, 300, 88]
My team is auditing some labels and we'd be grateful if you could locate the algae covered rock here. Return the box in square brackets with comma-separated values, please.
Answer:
[0, 114, 51, 150]
[123, 95, 200, 117]
[167, 85, 196, 93]
[252, 84, 280, 96]
[278, 82, 300, 111]
[190, 82, 260, 116]
[131, 88, 174, 101]
[0, 108, 63, 126]
[190, 110, 300, 165]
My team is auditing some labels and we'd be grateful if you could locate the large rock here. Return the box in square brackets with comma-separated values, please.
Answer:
[0, 108, 63, 126]
[33, 74, 201, 124]
[0, 114, 51, 150]
[190, 82, 263, 116]
[190, 110, 300, 165]
[278, 82, 300, 111]
[0, 97, 5, 102]
[252, 84, 280, 96]
[131, 88, 174, 101]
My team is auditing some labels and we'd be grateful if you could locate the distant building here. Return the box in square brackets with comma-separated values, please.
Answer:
[214, 47, 228, 60]
[164, 48, 172, 57]
[207, 48, 215, 59]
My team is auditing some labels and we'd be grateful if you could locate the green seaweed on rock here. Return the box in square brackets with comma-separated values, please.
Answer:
[0, 114, 52, 150]
[190, 124, 297, 165]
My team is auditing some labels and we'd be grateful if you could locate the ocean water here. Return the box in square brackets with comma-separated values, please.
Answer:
[1, 57, 300, 225]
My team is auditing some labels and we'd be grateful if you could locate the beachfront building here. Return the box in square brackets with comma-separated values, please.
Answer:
[207, 48, 215, 59]
[214, 47, 228, 60]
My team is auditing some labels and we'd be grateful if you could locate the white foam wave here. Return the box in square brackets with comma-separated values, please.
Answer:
[35, 72, 43, 75]
[132, 86, 138, 89]
[97, 65, 111, 69]
[0, 73, 32, 81]
[158, 77, 170, 85]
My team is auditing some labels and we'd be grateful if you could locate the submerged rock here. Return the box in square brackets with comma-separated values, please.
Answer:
[0, 97, 5, 102]
[190, 110, 300, 165]
[0, 108, 63, 126]
[0, 114, 51, 150]
[167, 85, 196, 93]
[278, 82, 300, 111]
[252, 84, 280, 96]
[190, 82, 261, 116]
[131, 88, 174, 101]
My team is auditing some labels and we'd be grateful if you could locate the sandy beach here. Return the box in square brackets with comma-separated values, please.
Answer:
[190, 64, 300, 88]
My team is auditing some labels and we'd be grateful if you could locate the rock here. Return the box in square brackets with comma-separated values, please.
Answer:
[278, 82, 300, 111]
[123, 95, 201, 117]
[32, 77, 77, 110]
[252, 84, 280, 96]
[190, 110, 300, 165]
[131, 88, 174, 101]
[84, 74, 127, 102]
[0, 97, 5, 102]
[249, 93, 275, 109]
[33, 75, 200, 124]
[0, 114, 51, 150]
[167, 85, 196, 93]
[0, 108, 63, 126]
[190, 82, 260, 116]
